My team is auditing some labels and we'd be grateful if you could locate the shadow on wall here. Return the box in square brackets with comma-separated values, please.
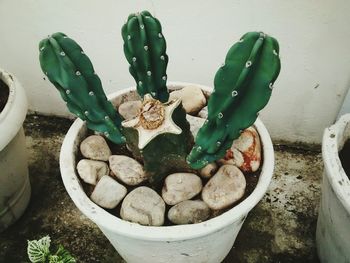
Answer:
[338, 87, 350, 118]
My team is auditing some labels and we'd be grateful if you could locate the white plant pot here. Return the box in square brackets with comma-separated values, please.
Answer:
[316, 113, 350, 262]
[0, 68, 30, 232]
[60, 82, 275, 263]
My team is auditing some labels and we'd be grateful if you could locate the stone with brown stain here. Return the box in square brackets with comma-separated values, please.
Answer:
[120, 186, 165, 226]
[202, 165, 246, 210]
[219, 127, 261, 173]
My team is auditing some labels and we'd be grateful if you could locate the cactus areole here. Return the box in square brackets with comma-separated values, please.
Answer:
[39, 11, 280, 185]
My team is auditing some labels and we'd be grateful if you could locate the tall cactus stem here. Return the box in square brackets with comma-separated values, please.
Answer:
[39, 32, 125, 144]
[187, 32, 281, 169]
[122, 11, 169, 102]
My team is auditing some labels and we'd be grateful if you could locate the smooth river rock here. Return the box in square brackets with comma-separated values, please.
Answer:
[109, 155, 147, 186]
[80, 135, 111, 161]
[77, 159, 109, 185]
[90, 175, 127, 209]
[199, 162, 218, 179]
[219, 126, 261, 172]
[202, 165, 246, 210]
[162, 173, 202, 205]
[187, 115, 205, 138]
[168, 200, 210, 225]
[121, 186, 165, 226]
[169, 86, 206, 115]
[197, 106, 208, 119]
[118, 100, 142, 120]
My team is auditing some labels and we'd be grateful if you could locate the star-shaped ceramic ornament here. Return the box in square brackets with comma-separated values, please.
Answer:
[121, 94, 183, 149]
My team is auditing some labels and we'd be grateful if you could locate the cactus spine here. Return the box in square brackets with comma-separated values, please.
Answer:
[122, 11, 169, 102]
[187, 32, 281, 169]
[39, 32, 125, 144]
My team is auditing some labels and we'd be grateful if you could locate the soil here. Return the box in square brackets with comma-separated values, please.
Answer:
[339, 139, 350, 176]
[0, 79, 9, 113]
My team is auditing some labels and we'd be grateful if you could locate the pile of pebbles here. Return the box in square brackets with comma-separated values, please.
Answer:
[76, 86, 262, 226]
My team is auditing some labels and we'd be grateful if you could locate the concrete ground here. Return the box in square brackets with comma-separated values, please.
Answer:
[0, 115, 322, 263]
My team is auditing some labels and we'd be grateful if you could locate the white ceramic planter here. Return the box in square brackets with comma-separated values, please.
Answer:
[60, 82, 275, 263]
[0, 68, 30, 232]
[316, 113, 350, 262]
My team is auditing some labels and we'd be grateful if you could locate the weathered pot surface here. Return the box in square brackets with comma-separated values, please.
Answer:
[60, 82, 275, 263]
[0, 68, 30, 232]
[316, 113, 350, 262]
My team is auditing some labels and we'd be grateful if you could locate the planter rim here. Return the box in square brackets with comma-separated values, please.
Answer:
[322, 113, 350, 213]
[60, 81, 275, 241]
[0, 68, 28, 151]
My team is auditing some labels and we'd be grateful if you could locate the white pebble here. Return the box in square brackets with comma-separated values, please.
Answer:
[77, 159, 109, 185]
[80, 135, 111, 161]
[90, 176, 127, 209]
[162, 173, 202, 205]
[121, 187, 165, 226]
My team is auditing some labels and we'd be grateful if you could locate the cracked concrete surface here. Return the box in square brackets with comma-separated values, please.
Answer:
[0, 115, 322, 262]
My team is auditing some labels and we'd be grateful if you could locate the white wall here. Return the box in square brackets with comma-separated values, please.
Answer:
[338, 89, 350, 117]
[1, 0, 350, 144]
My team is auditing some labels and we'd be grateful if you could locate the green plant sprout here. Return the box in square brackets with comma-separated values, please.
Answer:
[27, 236, 76, 263]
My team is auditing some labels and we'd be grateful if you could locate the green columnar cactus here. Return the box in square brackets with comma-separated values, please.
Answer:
[187, 32, 281, 169]
[39, 32, 125, 144]
[122, 11, 169, 102]
[122, 95, 193, 187]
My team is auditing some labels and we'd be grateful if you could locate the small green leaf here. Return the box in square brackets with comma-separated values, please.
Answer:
[27, 236, 51, 263]
[54, 245, 76, 263]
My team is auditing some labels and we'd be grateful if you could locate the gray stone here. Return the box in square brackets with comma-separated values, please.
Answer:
[169, 86, 206, 115]
[80, 135, 111, 161]
[218, 126, 261, 172]
[90, 175, 127, 209]
[202, 165, 246, 210]
[76, 159, 109, 185]
[187, 115, 205, 138]
[162, 173, 202, 205]
[109, 155, 147, 186]
[118, 100, 142, 120]
[199, 162, 218, 179]
[197, 106, 208, 119]
[120, 186, 165, 226]
[168, 200, 210, 225]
